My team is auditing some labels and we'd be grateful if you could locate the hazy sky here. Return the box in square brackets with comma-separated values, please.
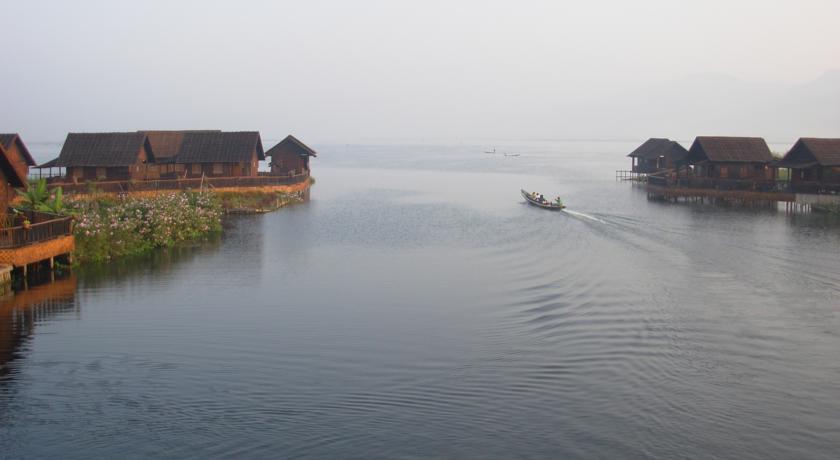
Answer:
[3, 0, 839, 143]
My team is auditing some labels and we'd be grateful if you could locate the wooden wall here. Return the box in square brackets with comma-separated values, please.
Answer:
[4, 140, 31, 184]
[270, 150, 308, 176]
[62, 148, 259, 182]
[692, 162, 775, 180]
[0, 168, 13, 211]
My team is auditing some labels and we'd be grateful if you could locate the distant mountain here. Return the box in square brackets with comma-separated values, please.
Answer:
[556, 70, 840, 143]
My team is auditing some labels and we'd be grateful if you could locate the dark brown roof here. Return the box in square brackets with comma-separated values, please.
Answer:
[0, 133, 36, 166]
[266, 135, 318, 158]
[140, 130, 222, 159]
[36, 157, 61, 169]
[627, 138, 687, 161]
[685, 136, 773, 163]
[0, 143, 27, 187]
[780, 138, 840, 167]
[55, 132, 154, 167]
[172, 131, 264, 163]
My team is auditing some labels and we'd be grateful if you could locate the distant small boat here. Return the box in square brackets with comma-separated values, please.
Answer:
[484, 147, 496, 154]
[521, 189, 565, 210]
[504, 153, 520, 157]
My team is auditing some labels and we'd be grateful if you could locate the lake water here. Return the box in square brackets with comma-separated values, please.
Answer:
[2, 141, 840, 459]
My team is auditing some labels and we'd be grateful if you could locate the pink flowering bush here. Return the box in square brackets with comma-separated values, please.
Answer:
[70, 191, 222, 262]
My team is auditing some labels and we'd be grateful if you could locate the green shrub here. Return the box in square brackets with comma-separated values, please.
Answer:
[71, 191, 222, 263]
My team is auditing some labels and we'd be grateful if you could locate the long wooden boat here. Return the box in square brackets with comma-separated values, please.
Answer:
[521, 189, 566, 210]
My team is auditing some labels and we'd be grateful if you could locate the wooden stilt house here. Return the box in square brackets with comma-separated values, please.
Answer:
[0, 141, 73, 272]
[627, 138, 688, 173]
[776, 138, 840, 194]
[45, 132, 155, 182]
[265, 135, 317, 177]
[677, 137, 776, 190]
[169, 131, 264, 178]
[141, 130, 221, 179]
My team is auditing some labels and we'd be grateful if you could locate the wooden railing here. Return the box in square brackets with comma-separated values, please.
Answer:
[615, 170, 646, 181]
[787, 181, 840, 195]
[671, 177, 783, 192]
[649, 174, 840, 196]
[44, 173, 310, 195]
[0, 211, 73, 249]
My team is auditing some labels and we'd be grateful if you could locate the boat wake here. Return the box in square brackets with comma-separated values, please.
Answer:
[561, 209, 606, 224]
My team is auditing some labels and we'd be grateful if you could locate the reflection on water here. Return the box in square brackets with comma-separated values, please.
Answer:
[75, 233, 224, 286]
[0, 273, 77, 379]
[1, 141, 840, 459]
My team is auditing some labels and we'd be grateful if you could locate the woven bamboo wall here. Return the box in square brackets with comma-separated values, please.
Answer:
[0, 236, 75, 267]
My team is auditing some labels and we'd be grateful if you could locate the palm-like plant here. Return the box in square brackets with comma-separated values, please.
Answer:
[38, 187, 66, 214]
[16, 179, 50, 210]
[16, 179, 67, 214]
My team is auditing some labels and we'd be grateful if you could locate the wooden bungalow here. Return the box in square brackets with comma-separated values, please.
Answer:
[265, 135, 317, 177]
[627, 138, 688, 174]
[143, 131, 264, 179]
[0, 143, 27, 211]
[677, 137, 775, 188]
[0, 143, 74, 275]
[0, 134, 36, 184]
[45, 132, 155, 182]
[170, 131, 264, 178]
[776, 138, 840, 193]
[141, 130, 220, 179]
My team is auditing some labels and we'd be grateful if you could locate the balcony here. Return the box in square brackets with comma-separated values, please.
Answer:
[0, 210, 75, 269]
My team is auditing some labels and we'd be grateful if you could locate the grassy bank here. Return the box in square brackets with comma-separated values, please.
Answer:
[70, 191, 222, 263]
[17, 179, 311, 264]
[216, 189, 307, 213]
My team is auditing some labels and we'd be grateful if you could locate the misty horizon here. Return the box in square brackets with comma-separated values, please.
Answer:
[4, 0, 839, 144]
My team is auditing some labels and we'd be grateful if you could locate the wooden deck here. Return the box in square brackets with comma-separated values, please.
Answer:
[0, 211, 75, 271]
[615, 170, 647, 182]
[646, 183, 796, 203]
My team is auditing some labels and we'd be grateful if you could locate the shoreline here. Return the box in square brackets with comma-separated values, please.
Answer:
[64, 179, 312, 265]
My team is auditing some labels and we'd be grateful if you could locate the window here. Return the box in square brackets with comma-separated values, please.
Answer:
[96, 167, 106, 179]
[719, 166, 728, 178]
[192, 164, 201, 175]
[213, 163, 224, 175]
[175, 164, 185, 172]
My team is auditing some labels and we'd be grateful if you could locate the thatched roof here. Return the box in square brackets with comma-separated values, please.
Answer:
[171, 131, 264, 164]
[627, 138, 687, 161]
[0, 133, 36, 166]
[779, 138, 840, 167]
[266, 135, 318, 158]
[54, 132, 154, 167]
[0, 143, 27, 187]
[685, 137, 773, 163]
[140, 130, 222, 159]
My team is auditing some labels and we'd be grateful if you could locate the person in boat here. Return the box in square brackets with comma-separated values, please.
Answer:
[555, 197, 563, 206]
[539, 194, 545, 203]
